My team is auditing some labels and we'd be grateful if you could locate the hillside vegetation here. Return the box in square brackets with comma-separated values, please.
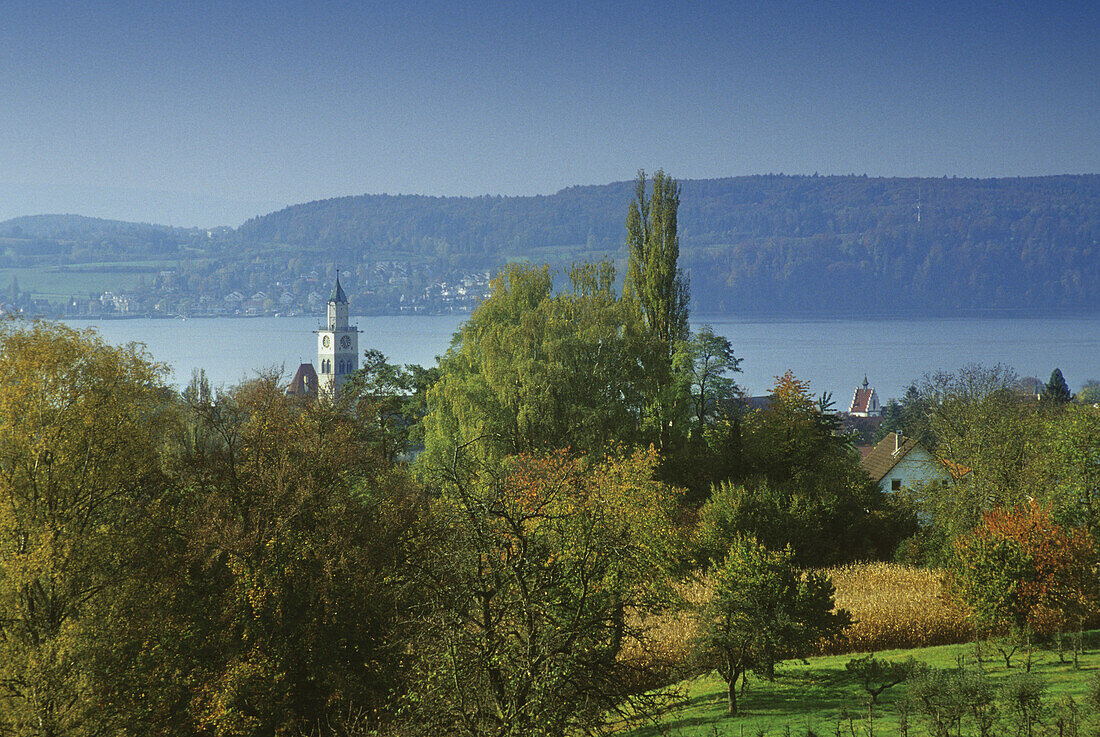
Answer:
[2, 174, 1098, 316]
[238, 174, 1100, 314]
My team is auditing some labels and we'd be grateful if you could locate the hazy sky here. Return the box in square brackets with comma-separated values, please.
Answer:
[2, 0, 1097, 226]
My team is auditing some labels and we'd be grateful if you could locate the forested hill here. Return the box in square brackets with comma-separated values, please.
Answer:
[0, 214, 199, 241]
[239, 174, 1100, 314]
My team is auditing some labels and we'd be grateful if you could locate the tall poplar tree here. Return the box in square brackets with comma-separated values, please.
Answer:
[623, 169, 690, 357]
[623, 170, 691, 451]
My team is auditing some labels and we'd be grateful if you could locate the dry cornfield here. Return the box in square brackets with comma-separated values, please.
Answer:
[631, 562, 972, 671]
[820, 562, 971, 653]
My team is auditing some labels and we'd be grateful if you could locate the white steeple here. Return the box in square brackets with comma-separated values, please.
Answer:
[316, 272, 359, 396]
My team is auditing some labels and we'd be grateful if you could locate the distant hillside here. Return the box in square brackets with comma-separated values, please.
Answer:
[238, 175, 1100, 314]
[3, 175, 1098, 317]
[0, 214, 199, 240]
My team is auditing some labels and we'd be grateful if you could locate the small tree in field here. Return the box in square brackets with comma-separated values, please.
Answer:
[695, 536, 850, 715]
[944, 501, 1098, 665]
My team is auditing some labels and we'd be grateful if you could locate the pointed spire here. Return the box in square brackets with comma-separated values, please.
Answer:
[329, 270, 347, 303]
[862, 374, 869, 388]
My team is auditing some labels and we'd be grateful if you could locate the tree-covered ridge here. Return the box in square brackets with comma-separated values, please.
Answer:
[0, 214, 198, 240]
[238, 174, 1100, 313]
[2, 174, 1098, 316]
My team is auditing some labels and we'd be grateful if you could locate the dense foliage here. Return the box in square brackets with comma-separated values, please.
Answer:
[944, 502, 1098, 635]
[404, 448, 681, 737]
[694, 536, 851, 715]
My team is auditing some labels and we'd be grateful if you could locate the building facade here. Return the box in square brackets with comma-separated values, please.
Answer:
[316, 276, 359, 396]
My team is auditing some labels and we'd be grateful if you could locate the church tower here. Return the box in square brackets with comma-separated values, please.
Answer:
[316, 274, 359, 396]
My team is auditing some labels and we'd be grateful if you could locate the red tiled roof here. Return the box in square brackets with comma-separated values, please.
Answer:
[850, 387, 874, 413]
[286, 363, 319, 397]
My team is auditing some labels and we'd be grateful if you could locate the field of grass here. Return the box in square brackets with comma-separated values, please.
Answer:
[623, 632, 1100, 737]
[0, 263, 181, 300]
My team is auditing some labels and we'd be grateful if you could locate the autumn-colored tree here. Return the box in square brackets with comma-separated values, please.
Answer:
[178, 376, 422, 737]
[741, 371, 849, 483]
[404, 447, 681, 737]
[717, 371, 907, 565]
[94, 374, 426, 737]
[945, 501, 1099, 637]
[0, 320, 173, 736]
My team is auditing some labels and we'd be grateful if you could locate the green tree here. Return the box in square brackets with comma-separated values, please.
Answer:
[677, 324, 741, 433]
[623, 169, 689, 356]
[1043, 368, 1072, 403]
[340, 348, 438, 461]
[695, 536, 850, 715]
[845, 655, 922, 705]
[623, 170, 691, 453]
[908, 364, 1041, 542]
[1039, 404, 1100, 532]
[0, 321, 173, 737]
[1077, 378, 1100, 404]
[404, 448, 681, 737]
[713, 371, 910, 565]
[418, 261, 648, 472]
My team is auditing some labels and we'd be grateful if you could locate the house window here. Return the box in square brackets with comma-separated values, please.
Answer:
[891, 479, 902, 492]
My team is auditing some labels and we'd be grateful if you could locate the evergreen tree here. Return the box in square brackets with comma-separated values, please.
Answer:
[1043, 368, 1072, 403]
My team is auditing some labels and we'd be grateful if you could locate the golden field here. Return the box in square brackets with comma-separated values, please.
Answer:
[632, 562, 971, 671]
[821, 562, 971, 653]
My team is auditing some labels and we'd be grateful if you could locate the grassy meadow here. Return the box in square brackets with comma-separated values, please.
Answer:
[622, 564, 1099, 736]
[623, 633, 1100, 737]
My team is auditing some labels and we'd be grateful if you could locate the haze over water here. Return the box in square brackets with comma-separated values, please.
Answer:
[64, 314, 1100, 403]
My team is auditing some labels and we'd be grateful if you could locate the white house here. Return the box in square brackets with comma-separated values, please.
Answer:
[861, 432, 953, 493]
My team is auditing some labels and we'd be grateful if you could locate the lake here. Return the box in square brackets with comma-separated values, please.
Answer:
[62, 314, 1100, 404]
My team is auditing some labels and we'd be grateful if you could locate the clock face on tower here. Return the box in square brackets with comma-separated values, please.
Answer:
[340, 335, 351, 349]
[322, 335, 331, 348]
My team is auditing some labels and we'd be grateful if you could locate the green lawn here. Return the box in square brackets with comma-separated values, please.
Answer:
[0, 260, 198, 300]
[625, 633, 1100, 736]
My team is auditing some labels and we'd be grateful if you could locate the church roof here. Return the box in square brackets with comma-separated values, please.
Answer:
[286, 363, 319, 397]
[329, 276, 348, 304]
[850, 387, 876, 414]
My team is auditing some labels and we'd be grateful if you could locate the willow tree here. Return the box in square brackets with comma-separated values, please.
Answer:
[418, 261, 649, 474]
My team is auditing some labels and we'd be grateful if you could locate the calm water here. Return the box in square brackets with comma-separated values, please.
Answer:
[63, 314, 1100, 403]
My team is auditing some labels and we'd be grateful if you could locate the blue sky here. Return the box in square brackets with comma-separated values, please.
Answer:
[2, 0, 1097, 225]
